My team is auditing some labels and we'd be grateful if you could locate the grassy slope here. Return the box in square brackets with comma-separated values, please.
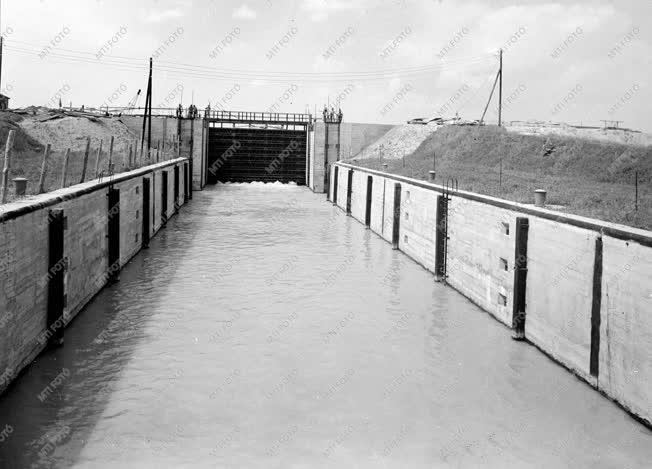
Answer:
[352, 125, 652, 230]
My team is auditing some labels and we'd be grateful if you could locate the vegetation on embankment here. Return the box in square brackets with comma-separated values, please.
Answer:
[351, 125, 652, 230]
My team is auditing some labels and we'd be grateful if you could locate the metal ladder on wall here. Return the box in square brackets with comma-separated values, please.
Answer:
[436, 178, 458, 282]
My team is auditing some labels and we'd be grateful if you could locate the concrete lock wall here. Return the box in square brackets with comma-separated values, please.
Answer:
[0, 158, 188, 395]
[310, 122, 395, 194]
[330, 162, 652, 425]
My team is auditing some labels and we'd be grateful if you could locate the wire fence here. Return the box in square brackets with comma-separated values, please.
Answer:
[0, 129, 181, 205]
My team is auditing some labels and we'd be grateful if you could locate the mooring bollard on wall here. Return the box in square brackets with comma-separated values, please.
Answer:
[13, 177, 27, 196]
[534, 189, 547, 207]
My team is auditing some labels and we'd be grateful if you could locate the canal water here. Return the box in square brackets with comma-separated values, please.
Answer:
[1, 183, 651, 468]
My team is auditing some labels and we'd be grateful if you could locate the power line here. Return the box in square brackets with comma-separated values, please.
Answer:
[4, 39, 496, 82]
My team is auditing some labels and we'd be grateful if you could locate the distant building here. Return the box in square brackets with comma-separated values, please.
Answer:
[0, 94, 9, 110]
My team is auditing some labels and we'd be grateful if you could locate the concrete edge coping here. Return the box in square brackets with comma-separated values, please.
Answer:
[336, 162, 652, 248]
[0, 158, 189, 223]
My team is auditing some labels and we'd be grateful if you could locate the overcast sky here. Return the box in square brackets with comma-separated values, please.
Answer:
[1, 0, 650, 130]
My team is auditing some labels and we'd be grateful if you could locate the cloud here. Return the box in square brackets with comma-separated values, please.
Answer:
[233, 5, 257, 20]
[143, 8, 185, 24]
[302, 0, 365, 22]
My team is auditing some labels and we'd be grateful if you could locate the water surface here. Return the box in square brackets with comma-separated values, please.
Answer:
[0, 183, 650, 468]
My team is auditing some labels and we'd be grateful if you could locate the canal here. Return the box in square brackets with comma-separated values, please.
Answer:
[0, 183, 651, 468]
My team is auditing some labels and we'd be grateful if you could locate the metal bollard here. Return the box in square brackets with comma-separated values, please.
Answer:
[13, 177, 27, 196]
[534, 189, 547, 207]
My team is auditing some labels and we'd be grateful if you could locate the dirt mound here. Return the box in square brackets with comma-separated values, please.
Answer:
[506, 121, 652, 146]
[15, 107, 139, 153]
[0, 112, 43, 153]
[350, 122, 442, 160]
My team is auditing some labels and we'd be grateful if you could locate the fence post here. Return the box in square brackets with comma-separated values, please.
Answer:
[94, 139, 103, 178]
[80, 137, 90, 183]
[108, 136, 115, 173]
[38, 143, 52, 194]
[0, 130, 15, 203]
[60, 148, 70, 188]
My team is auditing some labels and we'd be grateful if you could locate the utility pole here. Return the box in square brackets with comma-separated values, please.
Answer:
[0, 36, 4, 93]
[498, 48, 503, 127]
[141, 57, 153, 154]
[147, 57, 152, 151]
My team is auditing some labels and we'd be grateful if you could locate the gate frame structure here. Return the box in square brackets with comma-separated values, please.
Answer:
[203, 111, 312, 186]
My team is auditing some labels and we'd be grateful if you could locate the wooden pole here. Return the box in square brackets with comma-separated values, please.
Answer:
[108, 136, 114, 172]
[147, 58, 153, 150]
[635, 171, 639, 211]
[0, 130, 15, 203]
[162, 118, 168, 153]
[37, 143, 51, 194]
[60, 148, 70, 188]
[80, 137, 90, 183]
[94, 139, 103, 178]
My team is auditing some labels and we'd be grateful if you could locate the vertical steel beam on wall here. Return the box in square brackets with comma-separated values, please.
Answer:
[161, 171, 168, 226]
[183, 162, 189, 203]
[392, 183, 401, 249]
[173, 165, 180, 214]
[47, 208, 65, 348]
[512, 217, 529, 338]
[190, 118, 195, 190]
[142, 177, 151, 249]
[435, 195, 449, 281]
[365, 175, 373, 228]
[346, 169, 353, 215]
[107, 187, 120, 283]
[590, 236, 603, 377]
[332, 166, 339, 205]
[324, 123, 330, 196]
[305, 124, 310, 187]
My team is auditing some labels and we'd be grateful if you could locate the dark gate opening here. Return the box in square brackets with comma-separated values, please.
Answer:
[206, 128, 307, 184]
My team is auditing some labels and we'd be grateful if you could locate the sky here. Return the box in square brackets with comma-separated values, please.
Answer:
[0, 0, 650, 130]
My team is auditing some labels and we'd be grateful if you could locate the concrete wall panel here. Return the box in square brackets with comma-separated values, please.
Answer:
[446, 198, 517, 326]
[369, 175, 385, 235]
[600, 237, 652, 420]
[350, 170, 366, 224]
[397, 185, 438, 274]
[526, 218, 596, 380]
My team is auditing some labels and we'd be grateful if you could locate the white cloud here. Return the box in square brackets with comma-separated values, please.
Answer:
[143, 9, 184, 24]
[233, 5, 257, 20]
[302, 0, 366, 22]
